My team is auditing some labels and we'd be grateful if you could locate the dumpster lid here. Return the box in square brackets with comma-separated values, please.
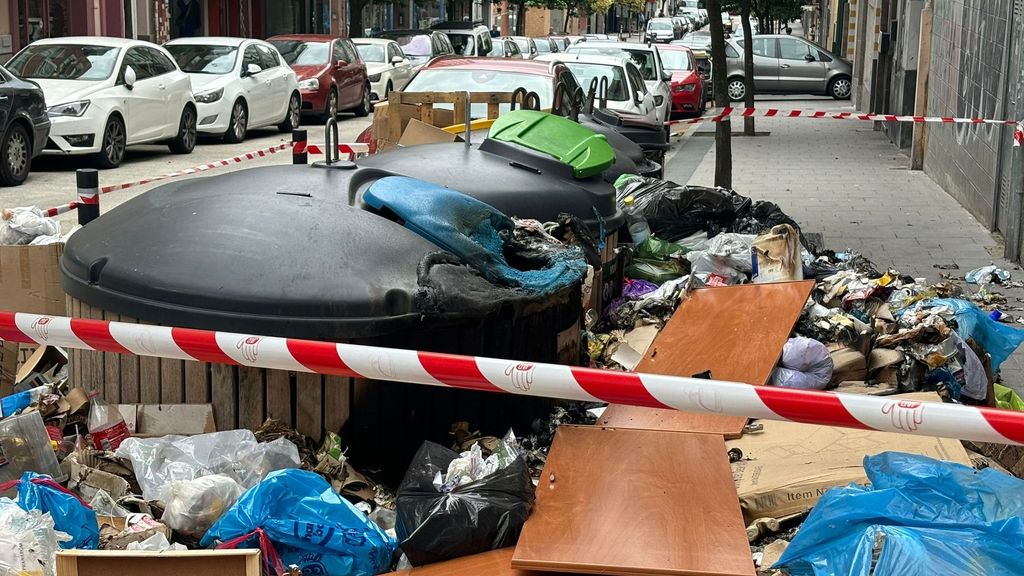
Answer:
[487, 110, 615, 179]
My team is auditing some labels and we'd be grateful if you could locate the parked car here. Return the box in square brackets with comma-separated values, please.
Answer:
[677, 6, 703, 28]
[582, 33, 611, 41]
[674, 30, 711, 51]
[508, 37, 539, 59]
[268, 35, 370, 121]
[488, 38, 524, 59]
[657, 44, 705, 117]
[646, 18, 676, 43]
[565, 42, 671, 122]
[7, 37, 196, 169]
[549, 36, 574, 50]
[538, 53, 658, 124]
[429, 21, 493, 57]
[353, 38, 414, 101]
[725, 35, 852, 101]
[165, 37, 299, 143]
[0, 65, 48, 185]
[532, 37, 561, 55]
[372, 30, 454, 70]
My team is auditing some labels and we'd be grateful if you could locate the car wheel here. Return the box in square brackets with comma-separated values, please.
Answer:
[727, 77, 746, 102]
[93, 115, 126, 169]
[168, 106, 197, 154]
[353, 84, 371, 117]
[320, 89, 338, 123]
[0, 123, 31, 186]
[828, 75, 852, 100]
[278, 93, 301, 132]
[224, 99, 247, 143]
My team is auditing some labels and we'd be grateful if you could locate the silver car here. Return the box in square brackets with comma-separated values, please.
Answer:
[724, 35, 852, 101]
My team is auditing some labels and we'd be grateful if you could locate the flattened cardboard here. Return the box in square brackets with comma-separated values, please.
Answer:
[399, 118, 463, 147]
[0, 340, 18, 396]
[56, 549, 260, 576]
[115, 404, 215, 436]
[0, 243, 66, 316]
[16, 345, 68, 385]
[726, 392, 972, 522]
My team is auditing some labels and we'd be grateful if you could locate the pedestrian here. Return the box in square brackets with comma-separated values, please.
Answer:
[491, 24, 500, 37]
[548, 27, 555, 36]
[786, 26, 793, 34]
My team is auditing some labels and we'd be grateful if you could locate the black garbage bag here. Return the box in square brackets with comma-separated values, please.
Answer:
[730, 200, 803, 239]
[615, 176, 751, 241]
[395, 441, 536, 566]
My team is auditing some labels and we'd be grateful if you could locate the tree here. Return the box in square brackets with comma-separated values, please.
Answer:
[705, 0, 732, 188]
[751, 0, 802, 34]
[739, 0, 755, 136]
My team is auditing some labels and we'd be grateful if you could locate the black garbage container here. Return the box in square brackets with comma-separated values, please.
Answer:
[61, 170, 583, 481]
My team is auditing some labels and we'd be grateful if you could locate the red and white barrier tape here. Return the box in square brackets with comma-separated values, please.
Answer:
[1015, 121, 1023, 147]
[293, 142, 370, 155]
[2, 310, 1023, 446]
[44, 202, 79, 218]
[669, 106, 1022, 131]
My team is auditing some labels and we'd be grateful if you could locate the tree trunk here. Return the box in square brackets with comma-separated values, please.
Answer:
[350, 0, 365, 39]
[516, 3, 527, 34]
[706, 0, 732, 188]
[741, 0, 755, 136]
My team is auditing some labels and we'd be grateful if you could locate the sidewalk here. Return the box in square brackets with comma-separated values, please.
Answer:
[677, 99, 1024, 393]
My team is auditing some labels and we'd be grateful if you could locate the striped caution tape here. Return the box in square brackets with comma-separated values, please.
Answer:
[2, 310, 1024, 446]
[43, 202, 79, 218]
[669, 107, 1022, 132]
[1015, 121, 1023, 147]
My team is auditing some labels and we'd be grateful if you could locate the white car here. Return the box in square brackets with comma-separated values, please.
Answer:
[537, 53, 658, 123]
[6, 37, 197, 168]
[353, 38, 414, 102]
[166, 37, 300, 143]
[565, 42, 672, 123]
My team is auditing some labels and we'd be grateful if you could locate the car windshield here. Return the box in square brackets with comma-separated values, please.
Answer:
[166, 44, 238, 74]
[356, 43, 386, 62]
[448, 33, 475, 56]
[488, 42, 508, 56]
[512, 38, 530, 52]
[534, 40, 552, 53]
[405, 68, 553, 113]
[564, 63, 628, 101]
[7, 44, 119, 80]
[660, 50, 692, 71]
[649, 21, 673, 30]
[270, 41, 329, 65]
[569, 46, 656, 81]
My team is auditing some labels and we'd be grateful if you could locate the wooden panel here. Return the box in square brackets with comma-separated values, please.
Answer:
[323, 375, 350, 434]
[184, 360, 210, 404]
[70, 297, 82, 391]
[383, 548, 583, 575]
[210, 363, 237, 431]
[56, 549, 260, 576]
[295, 372, 323, 440]
[160, 359, 184, 403]
[138, 320, 161, 404]
[511, 426, 754, 576]
[102, 310, 121, 404]
[598, 281, 814, 438]
[265, 369, 293, 426]
[118, 316, 140, 403]
[237, 366, 265, 430]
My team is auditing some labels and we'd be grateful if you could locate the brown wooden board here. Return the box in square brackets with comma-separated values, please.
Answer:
[598, 281, 815, 439]
[511, 426, 754, 576]
[56, 549, 260, 576]
[383, 548, 586, 575]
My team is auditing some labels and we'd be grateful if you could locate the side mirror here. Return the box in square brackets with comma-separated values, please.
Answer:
[661, 69, 672, 82]
[123, 65, 136, 89]
[245, 63, 262, 76]
[335, 59, 348, 69]
[635, 90, 645, 105]
[654, 94, 664, 107]
[804, 53, 816, 62]
[390, 55, 403, 65]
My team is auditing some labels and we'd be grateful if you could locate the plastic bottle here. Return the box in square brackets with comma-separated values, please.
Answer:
[623, 196, 650, 245]
[88, 395, 131, 451]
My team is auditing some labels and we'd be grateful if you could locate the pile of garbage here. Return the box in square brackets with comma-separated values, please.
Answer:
[0, 207, 69, 246]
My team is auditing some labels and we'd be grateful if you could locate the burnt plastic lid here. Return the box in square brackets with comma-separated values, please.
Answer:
[61, 166, 447, 339]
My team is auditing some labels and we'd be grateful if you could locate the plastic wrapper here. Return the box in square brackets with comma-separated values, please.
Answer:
[202, 469, 396, 576]
[126, 532, 186, 551]
[396, 441, 535, 567]
[686, 233, 755, 284]
[995, 383, 1024, 410]
[965, 264, 1011, 285]
[0, 472, 98, 549]
[0, 207, 60, 246]
[116, 430, 300, 501]
[161, 474, 243, 538]
[0, 497, 71, 576]
[88, 489, 130, 517]
[926, 298, 1024, 370]
[770, 337, 834, 390]
[775, 452, 1024, 576]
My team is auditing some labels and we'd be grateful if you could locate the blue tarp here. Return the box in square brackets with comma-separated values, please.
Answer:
[363, 176, 586, 295]
[775, 452, 1024, 576]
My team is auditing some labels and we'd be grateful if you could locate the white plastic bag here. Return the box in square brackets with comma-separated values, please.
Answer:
[0, 207, 60, 246]
[0, 497, 71, 576]
[771, 337, 834, 390]
[161, 474, 243, 538]
[116, 429, 300, 501]
[125, 532, 186, 551]
[686, 233, 755, 284]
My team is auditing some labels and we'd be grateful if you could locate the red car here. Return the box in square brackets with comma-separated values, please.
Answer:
[268, 35, 371, 121]
[658, 44, 706, 117]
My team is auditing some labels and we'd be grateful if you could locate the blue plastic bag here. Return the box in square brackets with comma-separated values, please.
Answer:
[928, 298, 1024, 370]
[201, 469, 396, 576]
[0, 472, 98, 549]
[775, 452, 1024, 576]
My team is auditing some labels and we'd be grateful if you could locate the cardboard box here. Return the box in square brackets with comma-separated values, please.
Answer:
[726, 392, 972, 522]
[116, 404, 215, 437]
[372, 101, 455, 150]
[0, 340, 18, 396]
[57, 549, 260, 576]
[0, 243, 67, 316]
[399, 118, 463, 147]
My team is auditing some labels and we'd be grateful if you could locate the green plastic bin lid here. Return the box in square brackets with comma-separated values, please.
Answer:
[488, 110, 616, 179]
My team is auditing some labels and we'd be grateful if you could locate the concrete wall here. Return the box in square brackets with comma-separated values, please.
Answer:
[884, 0, 924, 148]
[922, 0, 1014, 228]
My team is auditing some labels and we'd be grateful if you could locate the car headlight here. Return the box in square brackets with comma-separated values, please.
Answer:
[673, 83, 697, 93]
[298, 78, 319, 91]
[368, 73, 381, 82]
[47, 100, 90, 117]
[194, 88, 224, 103]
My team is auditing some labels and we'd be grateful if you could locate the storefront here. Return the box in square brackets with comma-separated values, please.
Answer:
[7, 0, 125, 53]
